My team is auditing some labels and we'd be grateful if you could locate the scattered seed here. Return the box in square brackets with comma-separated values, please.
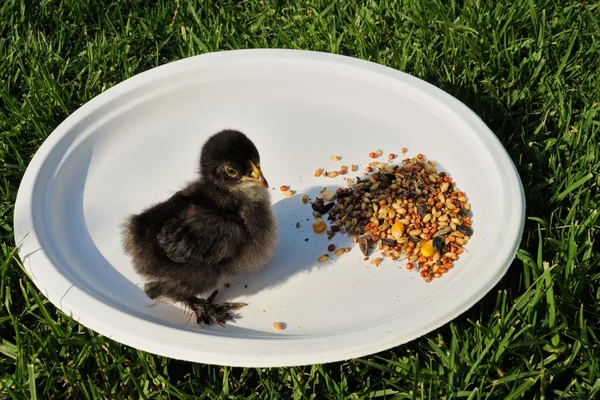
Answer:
[314, 168, 323, 177]
[328, 171, 339, 178]
[302, 194, 309, 203]
[273, 322, 284, 331]
[369, 152, 377, 158]
[370, 257, 383, 266]
[331, 155, 341, 161]
[318, 254, 329, 262]
[328, 244, 336, 252]
[296, 222, 301, 228]
[283, 190, 295, 196]
[334, 248, 346, 256]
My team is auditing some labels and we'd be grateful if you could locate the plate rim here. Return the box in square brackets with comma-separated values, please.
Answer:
[13, 49, 526, 367]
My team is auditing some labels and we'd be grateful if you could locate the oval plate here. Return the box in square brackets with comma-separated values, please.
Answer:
[14, 49, 525, 367]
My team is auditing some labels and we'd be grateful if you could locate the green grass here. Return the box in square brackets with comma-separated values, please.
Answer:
[1, 0, 599, 398]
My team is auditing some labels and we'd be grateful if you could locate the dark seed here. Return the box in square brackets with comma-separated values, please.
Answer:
[407, 191, 419, 199]
[456, 225, 474, 236]
[319, 202, 335, 215]
[458, 208, 469, 217]
[409, 236, 421, 244]
[337, 190, 354, 198]
[331, 225, 339, 232]
[311, 203, 323, 212]
[382, 238, 397, 247]
[417, 204, 428, 217]
[433, 237, 445, 253]
[358, 236, 370, 257]
[377, 172, 394, 184]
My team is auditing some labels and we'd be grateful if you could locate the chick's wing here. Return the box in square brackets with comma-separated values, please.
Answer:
[156, 209, 246, 265]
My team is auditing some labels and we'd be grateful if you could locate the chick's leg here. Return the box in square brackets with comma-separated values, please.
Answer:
[186, 290, 246, 327]
[144, 282, 245, 327]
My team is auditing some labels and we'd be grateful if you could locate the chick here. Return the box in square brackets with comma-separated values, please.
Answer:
[122, 129, 278, 326]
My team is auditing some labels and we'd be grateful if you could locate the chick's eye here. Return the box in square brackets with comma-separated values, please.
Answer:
[225, 167, 239, 177]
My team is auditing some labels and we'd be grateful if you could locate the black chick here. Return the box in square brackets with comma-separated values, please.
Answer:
[122, 129, 278, 326]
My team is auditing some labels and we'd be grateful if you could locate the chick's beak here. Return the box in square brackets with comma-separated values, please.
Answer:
[244, 163, 269, 188]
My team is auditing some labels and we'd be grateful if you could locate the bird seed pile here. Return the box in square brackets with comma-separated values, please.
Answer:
[310, 152, 473, 282]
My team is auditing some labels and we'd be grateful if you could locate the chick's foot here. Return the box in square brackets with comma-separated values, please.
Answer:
[186, 290, 246, 327]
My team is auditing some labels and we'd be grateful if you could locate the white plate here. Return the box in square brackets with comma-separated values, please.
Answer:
[14, 49, 525, 367]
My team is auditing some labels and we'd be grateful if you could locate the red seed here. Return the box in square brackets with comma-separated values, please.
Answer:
[388, 153, 395, 160]
[279, 185, 288, 191]
[406, 262, 414, 270]
[369, 152, 377, 158]
[365, 166, 373, 173]
[419, 270, 428, 277]
[401, 147, 407, 154]
[417, 153, 424, 159]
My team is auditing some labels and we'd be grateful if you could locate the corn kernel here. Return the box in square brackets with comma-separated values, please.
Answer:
[391, 222, 405, 238]
[312, 218, 327, 233]
[420, 240, 435, 257]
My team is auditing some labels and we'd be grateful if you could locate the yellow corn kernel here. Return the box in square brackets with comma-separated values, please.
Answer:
[391, 222, 405, 238]
[312, 218, 327, 233]
[420, 240, 435, 257]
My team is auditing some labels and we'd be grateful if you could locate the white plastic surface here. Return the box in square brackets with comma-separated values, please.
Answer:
[14, 49, 525, 367]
